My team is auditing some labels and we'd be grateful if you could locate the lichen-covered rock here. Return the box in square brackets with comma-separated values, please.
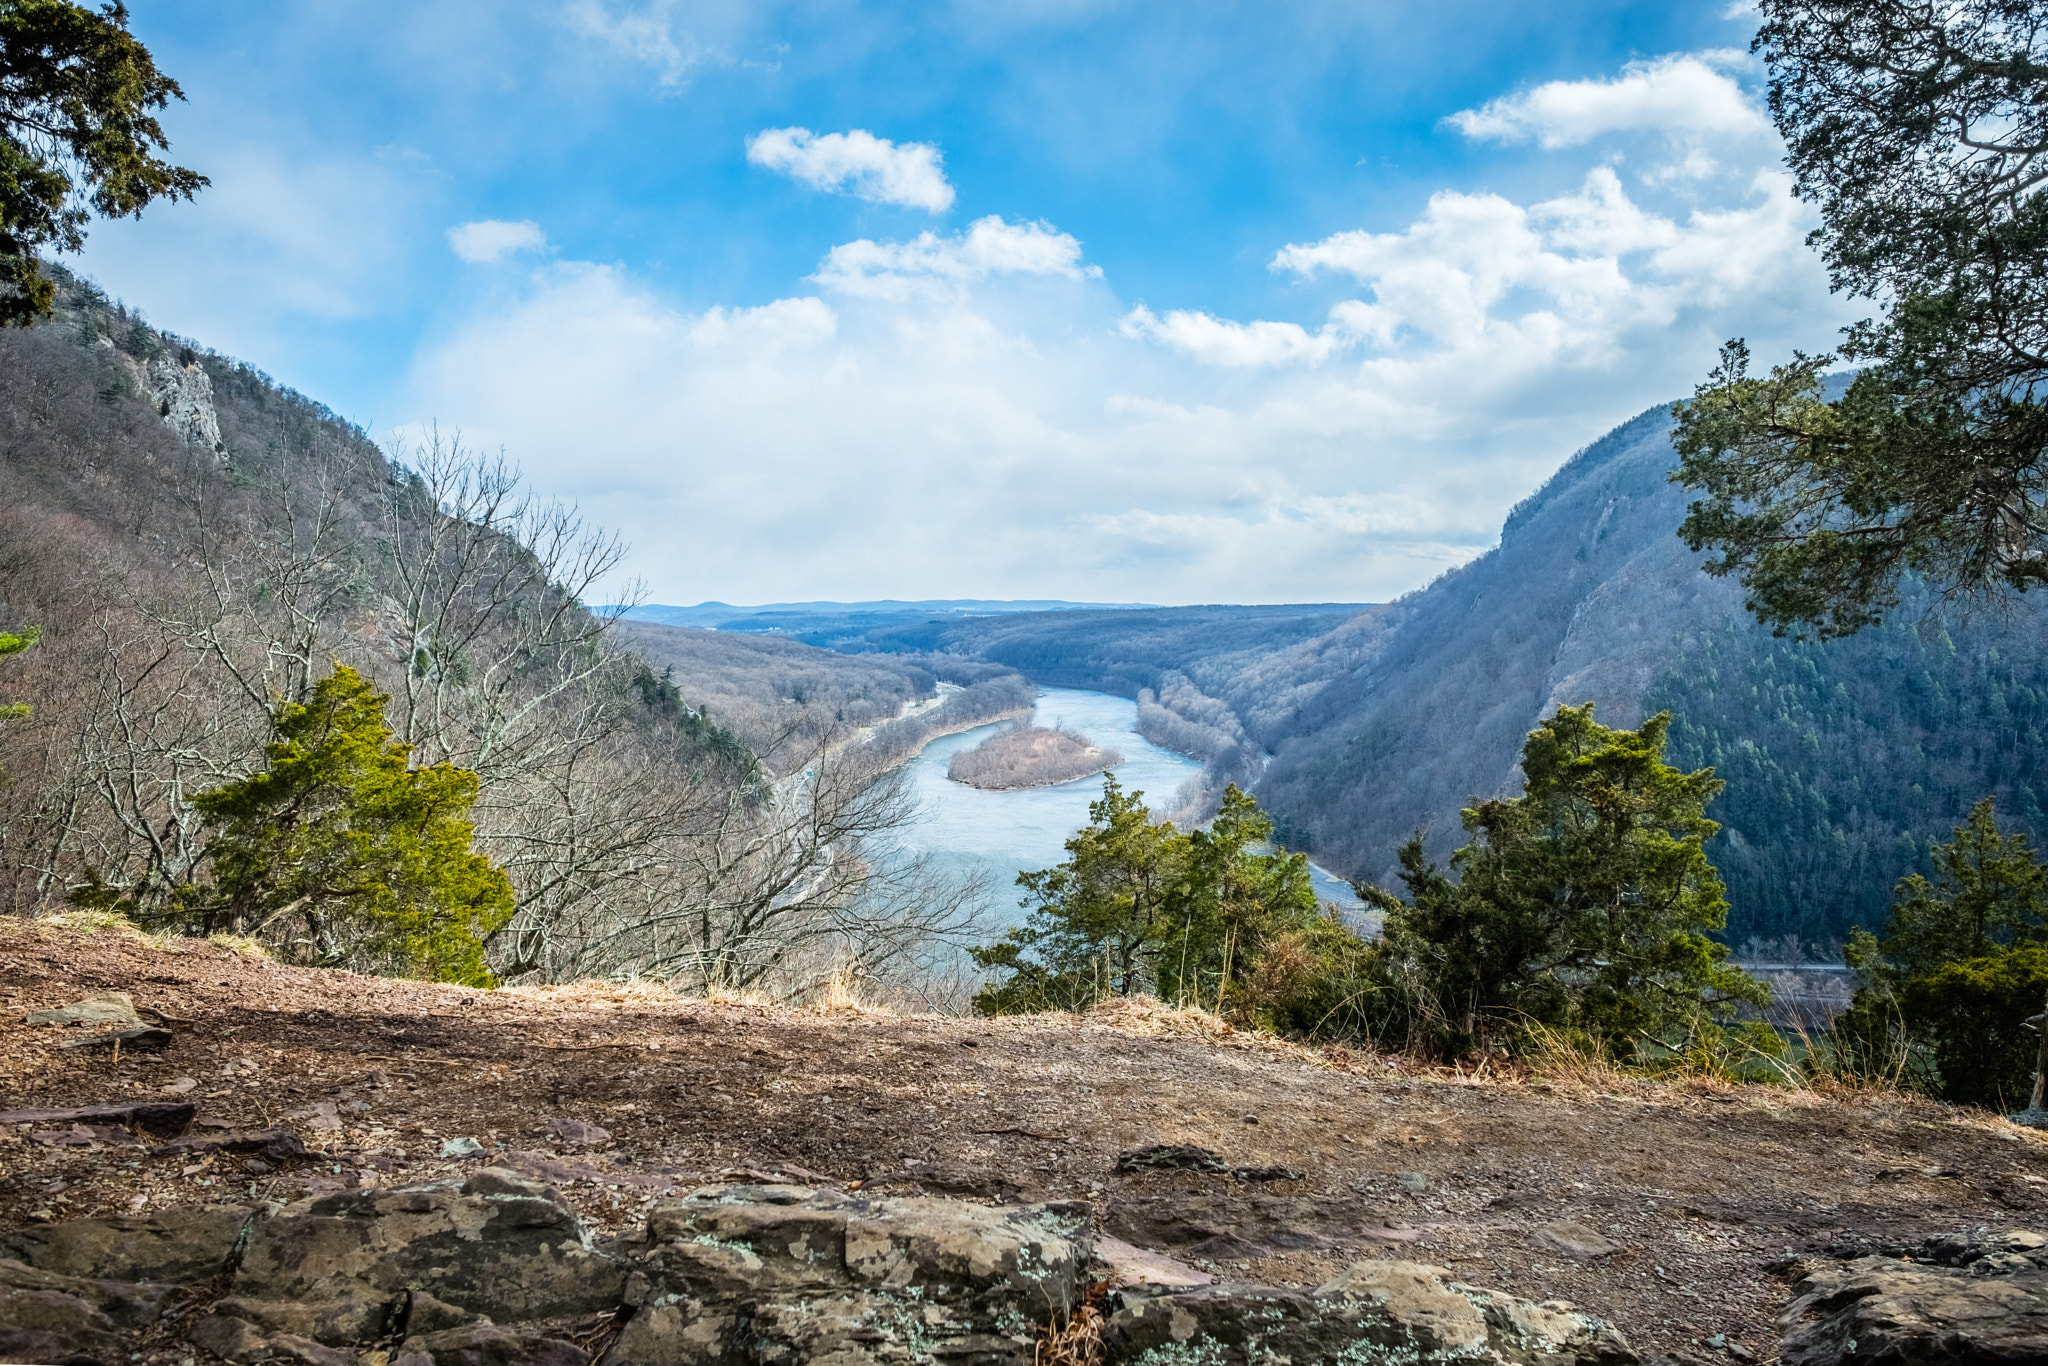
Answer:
[1103, 1260, 1636, 1365]
[0, 1203, 257, 1283]
[1778, 1252, 2048, 1364]
[227, 1168, 627, 1340]
[626, 1183, 1091, 1363]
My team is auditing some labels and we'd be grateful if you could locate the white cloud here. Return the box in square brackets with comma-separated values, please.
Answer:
[1448, 52, 1769, 148]
[447, 219, 549, 264]
[746, 127, 955, 212]
[565, 0, 724, 86]
[395, 51, 1854, 606]
[811, 216, 1095, 300]
[1242, 164, 1810, 372]
[1118, 304, 1366, 367]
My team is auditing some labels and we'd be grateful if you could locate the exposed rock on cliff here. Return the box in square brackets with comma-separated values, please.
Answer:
[142, 353, 224, 453]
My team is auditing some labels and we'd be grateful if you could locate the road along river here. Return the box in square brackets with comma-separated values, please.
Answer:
[893, 686, 1364, 928]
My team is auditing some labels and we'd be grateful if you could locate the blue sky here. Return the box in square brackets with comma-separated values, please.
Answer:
[76, 0, 1855, 605]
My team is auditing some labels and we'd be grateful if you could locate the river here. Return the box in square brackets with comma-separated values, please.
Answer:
[895, 686, 1365, 926]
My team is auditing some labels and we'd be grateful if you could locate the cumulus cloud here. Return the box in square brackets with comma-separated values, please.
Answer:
[447, 219, 549, 264]
[811, 216, 1094, 300]
[1448, 52, 1770, 148]
[1118, 304, 1369, 367]
[1247, 165, 1812, 370]
[395, 51, 1854, 606]
[746, 127, 955, 212]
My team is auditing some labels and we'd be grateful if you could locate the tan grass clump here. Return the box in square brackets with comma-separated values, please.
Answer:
[1035, 1281, 1108, 1366]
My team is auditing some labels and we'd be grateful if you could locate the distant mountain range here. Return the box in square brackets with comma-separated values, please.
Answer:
[617, 599, 1161, 635]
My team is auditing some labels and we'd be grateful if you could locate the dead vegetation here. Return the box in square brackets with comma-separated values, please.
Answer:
[6, 917, 2048, 1366]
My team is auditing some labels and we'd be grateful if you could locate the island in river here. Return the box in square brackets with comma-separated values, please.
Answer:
[946, 721, 1124, 791]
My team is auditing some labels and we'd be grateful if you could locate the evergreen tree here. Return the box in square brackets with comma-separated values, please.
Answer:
[1674, 3, 2048, 636]
[1364, 704, 1767, 1057]
[1, 2, 207, 324]
[970, 778, 1355, 1023]
[159, 665, 512, 984]
[1842, 798, 2048, 1106]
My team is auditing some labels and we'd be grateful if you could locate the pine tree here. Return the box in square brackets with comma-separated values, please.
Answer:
[1364, 704, 1767, 1057]
[174, 665, 514, 985]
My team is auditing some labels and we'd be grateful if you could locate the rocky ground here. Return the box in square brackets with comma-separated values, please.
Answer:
[6, 916, 2048, 1364]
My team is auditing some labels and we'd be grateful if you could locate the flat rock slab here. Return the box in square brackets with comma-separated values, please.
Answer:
[1105, 1259, 1636, 1365]
[1094, 1235, 1214, 1289]
[1780, 1254, 2048, 1364]
[23, 991, 143, 1027]
[0, 1204, 258, 1284]
[159, 1127, 312, 1162]
[0, 1100, 196, 1139]
[1535, 1220, 1626, 1259]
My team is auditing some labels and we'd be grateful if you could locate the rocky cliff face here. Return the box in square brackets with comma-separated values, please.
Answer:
[141, 353, 224, 454]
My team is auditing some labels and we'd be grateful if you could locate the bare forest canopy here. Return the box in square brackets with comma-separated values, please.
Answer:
[946, 720, 1124, 792]
[0, 269, 1005, 1004]
[804, 406, 2048, 951]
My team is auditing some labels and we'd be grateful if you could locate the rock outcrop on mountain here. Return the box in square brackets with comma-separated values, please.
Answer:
[140, 352, 224, 453]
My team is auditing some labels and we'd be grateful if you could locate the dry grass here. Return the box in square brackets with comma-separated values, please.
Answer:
[1035, 1281, 1109, 1366]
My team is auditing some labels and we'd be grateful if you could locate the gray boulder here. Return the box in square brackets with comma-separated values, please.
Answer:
[0, 1204, 257, 1283]
[616, 1182, 1091, 1363]
[217, 1167, 627, 1344]
[1103, 1259, 1636, 1365]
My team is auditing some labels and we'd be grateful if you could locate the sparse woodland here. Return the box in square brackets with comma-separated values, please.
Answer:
[0, 274, 1000, 1005]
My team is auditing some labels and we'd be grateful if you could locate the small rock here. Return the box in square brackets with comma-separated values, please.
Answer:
[24, 991, 143, 1027]
[439, 1136, 483, 1158]
[161, 1128, 310, 1163]
[545, 1117, 611, 1147]
[244, 1160, 271, 1175]
[1396, 1171, 1430, 1193]
[164, 1077, 199, 1095]
[1094, 1235, 1215, 1289]
[1535, 1220, 1624, 1259]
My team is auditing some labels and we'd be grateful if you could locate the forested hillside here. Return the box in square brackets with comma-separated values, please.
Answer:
[817, 405, 2048, 948]
[0, 271, 995, 998]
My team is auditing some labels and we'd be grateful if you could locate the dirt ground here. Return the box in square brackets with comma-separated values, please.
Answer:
[5, 917, 2047, 1366]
